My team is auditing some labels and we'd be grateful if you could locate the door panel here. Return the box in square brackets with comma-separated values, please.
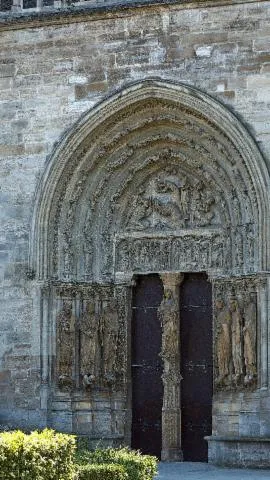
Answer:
[131, 274, 164, 458]
[180, 272, 213, 462]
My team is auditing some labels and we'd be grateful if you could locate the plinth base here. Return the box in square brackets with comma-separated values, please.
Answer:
[206, 435, 270, 468]
[161, 448, 183, 462]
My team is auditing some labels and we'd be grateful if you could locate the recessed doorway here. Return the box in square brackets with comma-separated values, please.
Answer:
[131, 272, 213, 461]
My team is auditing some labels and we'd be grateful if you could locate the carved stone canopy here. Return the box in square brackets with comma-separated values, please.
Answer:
[30, 79, 270, 282]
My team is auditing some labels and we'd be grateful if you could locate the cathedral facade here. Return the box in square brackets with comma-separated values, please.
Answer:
[0, 0, 270, 467]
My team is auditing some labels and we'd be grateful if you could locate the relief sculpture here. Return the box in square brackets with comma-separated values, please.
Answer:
[79, 296, 120, 388]
[159, 290, 179, 361]
[214, 280, 257, 391]
[56, 301, 75, 390]
[126, 170, 219, 232]
[190, 180, 215, 226]
[158, 283, 182, 396]
[54, 286, 123, 393]
[116, 233, 225, 274]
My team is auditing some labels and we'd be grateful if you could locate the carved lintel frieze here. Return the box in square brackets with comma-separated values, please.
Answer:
[115, 231, 228, 275]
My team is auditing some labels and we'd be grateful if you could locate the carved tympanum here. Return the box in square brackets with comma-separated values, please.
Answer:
[126, 173, 218, 231]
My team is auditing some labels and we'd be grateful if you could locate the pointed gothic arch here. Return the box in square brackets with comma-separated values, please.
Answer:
[30, 78, 270, 281]
[30, 79, 270, 460]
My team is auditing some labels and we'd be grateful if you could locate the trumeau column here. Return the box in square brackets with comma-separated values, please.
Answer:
[159, 273, 184, 462]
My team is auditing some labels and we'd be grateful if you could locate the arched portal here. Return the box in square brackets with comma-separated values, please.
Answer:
[31, 79, 270, 462]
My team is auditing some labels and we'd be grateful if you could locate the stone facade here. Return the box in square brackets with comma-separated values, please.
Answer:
[1, 0, 270, 467]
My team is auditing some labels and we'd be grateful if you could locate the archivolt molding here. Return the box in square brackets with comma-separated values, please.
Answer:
[30, 79, 270, 282]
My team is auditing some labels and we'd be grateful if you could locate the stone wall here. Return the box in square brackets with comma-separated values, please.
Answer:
[0, 0, 270, 464]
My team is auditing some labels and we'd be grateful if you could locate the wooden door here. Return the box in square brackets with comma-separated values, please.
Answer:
[131, 274, 164, 458]
[180, 273, 213, 461]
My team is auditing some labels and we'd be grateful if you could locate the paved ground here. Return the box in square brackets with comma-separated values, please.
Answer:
[156, 462, 270, 479]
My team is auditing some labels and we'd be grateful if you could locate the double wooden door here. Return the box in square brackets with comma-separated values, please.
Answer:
[131, 273, 212, 461]
[180, 273, 213, 461]
[131, 274, 164, 458]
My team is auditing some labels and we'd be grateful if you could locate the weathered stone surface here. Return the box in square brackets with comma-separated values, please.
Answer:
[0, 0, 270, 468]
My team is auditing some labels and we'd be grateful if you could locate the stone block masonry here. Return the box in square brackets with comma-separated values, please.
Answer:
[0, 0, 270, 467]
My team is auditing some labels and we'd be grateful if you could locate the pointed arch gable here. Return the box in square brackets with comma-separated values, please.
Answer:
[30, 78, 270, 280]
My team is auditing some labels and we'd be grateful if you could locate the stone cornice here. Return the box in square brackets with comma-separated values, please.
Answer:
[0, 0, 268, 31]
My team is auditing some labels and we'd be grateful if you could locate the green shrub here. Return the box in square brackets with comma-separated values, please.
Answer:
[0, 429, 76, 480]
[0, 429, 24, 479]
[75, 463, 128, 480]
[75, 447, 158, 480]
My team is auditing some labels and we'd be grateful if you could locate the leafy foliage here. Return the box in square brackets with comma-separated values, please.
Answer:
[0, 429, 157, 480]
[75, 447, 158, 480]
[75, 463, 128, 480]
[0, 429, 76, 480]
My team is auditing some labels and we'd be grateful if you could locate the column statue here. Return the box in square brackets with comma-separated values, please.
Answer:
[100, 298, 119, 384]
[56, 300, 75, 389]
[215, 298, 232, 386]
[229, 298, 244, 383]
[243, 293, 257, 385]
[80, 300, 99, 387]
